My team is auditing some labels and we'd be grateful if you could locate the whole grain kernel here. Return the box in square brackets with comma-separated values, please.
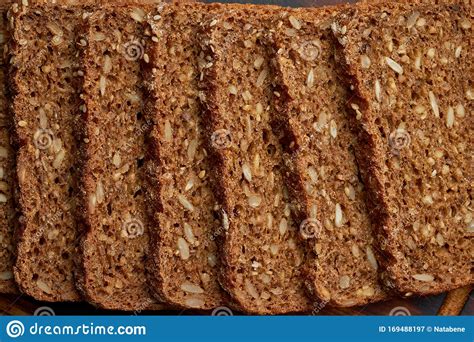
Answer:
[163, 120, 172, 142]
[184, 179, 194, 192]
[228, 85, 237, 95]
[130, 7, 145, 22]
[99, 75, 106, 96]
[289, 15, 301, 30]
[426, 48, 436, 58]
[422, 195, 434, 205]
[279, 218, 287, 235]
[112, 152, 121, 167]
[254, 56, 264, 69]
[414, 54, 422, 69]
[307, 166, 318, 184]
[455, 104, 465, 117]
[344, 185, 356, 201]
[248, 194, 262, 208]
[306, 68, 314, 88]
[177, 237, 190, 260]
[36, 279, 52, 294]
[435, 233, 445, 246]
[339, 275, 351, 289]
[360, 54, 371, 68]
[178, 194, 194, 211]
[181, 282, 204, 294]
[416, 17, 426, 26]
[428, 91, 439, 118]
[183, 223, 195, 244]
[385, 57, 403, 74]
[455, 46, 462, 58]
[53, 149, 65, 169]
[351, 244, 360, 258]
[446, 106, 455, 128]
[207, 253, 217, 267]
[366, 246, 378, 270]
[460, 18, 471, 29]
[245, 279, 259, 299]
[103, 55, 112, 74]
[374, 79, 381, 102]
[335, 203, 343, 227]
[412, 273, 434, 282]
[187, 139, 198, 161]
[256, 68, 268, 87]
[466, 89, 474, 100]
[406, 11, 420, 28]
[329, 119, 337, 138]
[242, 163, 252, 182]
[270, 244, 279, 256]
[185, 297, 205, 308]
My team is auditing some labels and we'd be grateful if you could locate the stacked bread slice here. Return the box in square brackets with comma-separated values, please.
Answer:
[332, 0, 473, 297]
[0, 0, 17, 294]
[1, 0, 471, 314]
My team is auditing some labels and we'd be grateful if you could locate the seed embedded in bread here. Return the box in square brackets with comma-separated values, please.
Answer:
[142, 2, 229, 310]
[333, 1, 473, 296]
[270, 8, 387, 307]
[77, 4, 162, 311]
[198, 6, 312, 314]
[0, 2, 18, 294]
[9, 2, 90, 302]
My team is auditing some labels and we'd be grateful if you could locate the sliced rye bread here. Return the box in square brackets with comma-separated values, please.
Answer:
[0, 1, 18, 294]
[143, 2, 234, 309]
[77, 4, 166, 310]
[198, 6, 312, 314]
[332, 1, 473, 296]
[8, 2, 94, 301]
[269, 8, 388, 307]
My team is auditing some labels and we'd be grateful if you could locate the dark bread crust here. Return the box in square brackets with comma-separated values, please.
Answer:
[76, 4, 166, 310]
[269, 6, 388, 307]
[333, 1, 473, 296]
[143, 2, 233, 310]
[8, 2, 90, 301]
[199, 6, 313, 314]
[0, 1, 18, 294]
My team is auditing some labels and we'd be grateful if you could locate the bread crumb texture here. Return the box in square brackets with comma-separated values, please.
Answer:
[143, 2, 229, 310]
[78, 5, 161, 310]
[333, 1, 473, 296]
[199, 6, 313, 314]
[9, 3, 87, 302]
[270, 7, 388, 307]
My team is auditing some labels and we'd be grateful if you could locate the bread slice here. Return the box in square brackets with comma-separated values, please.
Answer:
[77, 4, 166, 310]
[8, 2, 92, 301]
[143, 2, 234, 309]
[270, 8, 388, 307]
[199, 7, 312, 314]
[332, 1, 473, 296]
[0, 1, 18, 294]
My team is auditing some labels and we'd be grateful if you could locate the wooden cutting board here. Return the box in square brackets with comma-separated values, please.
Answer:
[0, 287, 472, 315]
